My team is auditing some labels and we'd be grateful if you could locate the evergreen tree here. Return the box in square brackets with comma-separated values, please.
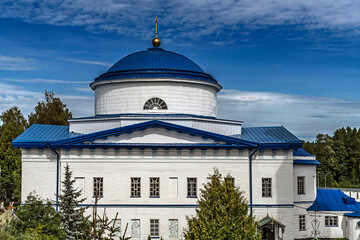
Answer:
[0, 107, 27, 203]
[58, 164, 87, 239]
[184, 169, 261, 240]
[28, 91, 72, 126]
[8, 192, 65, 238]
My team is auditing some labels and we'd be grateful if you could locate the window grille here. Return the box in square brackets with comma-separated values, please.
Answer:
[150, 219, 159, 237]
[297, 176, 305, 195]
[325, 216, 338, 226]
[93, 177, 103, 197]
[299, 215, 306, 231]
[143, 97, 167, 110]
[150, 177, 160, 197]
[262, 178, 272, 197]
[187, 178, 197, 197]
[131, 178, 141, 197]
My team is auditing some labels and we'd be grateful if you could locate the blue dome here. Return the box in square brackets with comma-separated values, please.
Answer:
[95, 47, 217, 83]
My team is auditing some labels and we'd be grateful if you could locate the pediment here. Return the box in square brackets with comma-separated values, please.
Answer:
[92, 127, 216, 144]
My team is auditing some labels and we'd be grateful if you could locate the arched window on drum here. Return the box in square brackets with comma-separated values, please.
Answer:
[143, 97, 168, 110]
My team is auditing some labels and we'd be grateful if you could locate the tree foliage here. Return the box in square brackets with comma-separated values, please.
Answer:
[303, 127, 360, 188]
[8, 192, 65, 238]
[184, 169, 261, 240]
[58, 164, 87, 239]
[28, 91, 72, 126]
[0, 107, 27, 202]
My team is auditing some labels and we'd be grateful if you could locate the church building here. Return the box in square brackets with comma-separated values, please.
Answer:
[12, 24, 360, 239]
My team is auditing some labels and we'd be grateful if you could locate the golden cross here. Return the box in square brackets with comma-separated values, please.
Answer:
[155, 16, 158, 38]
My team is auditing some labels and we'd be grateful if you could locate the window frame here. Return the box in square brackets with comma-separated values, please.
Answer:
[131, 177, 141, 198]
[325, 216, 338, 227]
[93, 177, 103, 198]
[149, 177, 160, 198]
[297, 176, 306, 195]
[299, 215, 306, 231]
[187, 178, 197, 198]
[262, 178, 272, 198]
[143, 97, 168, 110]
[150, 219, 159, 237]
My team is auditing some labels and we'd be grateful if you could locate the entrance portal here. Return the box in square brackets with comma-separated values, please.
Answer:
[258, 216, 285, 240]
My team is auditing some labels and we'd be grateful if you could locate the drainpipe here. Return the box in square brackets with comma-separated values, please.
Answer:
[50, 146, 60, 212]
[249, 145, 260, 216]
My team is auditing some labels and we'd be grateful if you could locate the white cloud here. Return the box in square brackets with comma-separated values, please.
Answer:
[218, 89, 360, 141]
[1, 78, 90, 84]
[1, 0, 360, 41]
[0, 54, 37, 71]
[59, 57, 111, 67]
[0, 83, 94, 118]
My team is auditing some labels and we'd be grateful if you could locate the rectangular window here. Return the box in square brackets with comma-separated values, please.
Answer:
[187, 178, 197, 197]
[262, 178, 272, 197]
[131, 177, 141, 197]
[93, 177, 103, 197]
[169, 219, 178, 238]
[325, 216, 338, 227]
[299, 215, 306, 231]
[150, 219, 159, 237]
[297, 176, 305, 195]
[131, 219, 141, 238]
[150, 177, 160, 197]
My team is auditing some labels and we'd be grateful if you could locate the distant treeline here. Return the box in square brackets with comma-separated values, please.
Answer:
[303, 127, 360, 188]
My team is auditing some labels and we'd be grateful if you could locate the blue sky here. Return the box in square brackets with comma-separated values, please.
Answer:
[1, 0, 360, 140]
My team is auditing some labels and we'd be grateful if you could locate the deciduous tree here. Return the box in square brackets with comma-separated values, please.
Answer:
[28, 91, 72, 126]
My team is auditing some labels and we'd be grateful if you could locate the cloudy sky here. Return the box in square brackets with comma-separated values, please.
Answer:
[1, 0, 360, 140]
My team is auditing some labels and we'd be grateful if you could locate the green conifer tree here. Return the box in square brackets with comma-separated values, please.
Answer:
[58, 163, 87, 239]
[184, 169, 261, 240]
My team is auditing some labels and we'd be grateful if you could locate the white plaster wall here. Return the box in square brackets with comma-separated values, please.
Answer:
[22, 148, 304, 239]
[69, 117, 242, 135]
[345, 217, 360, 240]
[252, 150, 294, 205]
[316, 213, 345, 239]
[94, 81, 217, 117]
[93, 128, 216, 144]
[293, 165, 317, 203]
[21, 149, 57, 202]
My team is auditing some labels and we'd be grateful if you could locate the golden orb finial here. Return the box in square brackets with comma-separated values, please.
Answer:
[152, 16, 161, 47]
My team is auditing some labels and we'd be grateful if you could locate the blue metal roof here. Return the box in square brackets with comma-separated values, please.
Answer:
[12, 124, 81, 146]
[232, 126, 302, 148]
[293, 160, 320, 165]
[294, 148, 315, 157]
[94, 48, 218, 83]
[344, 211, 360, 218]
[51, 120, 257, 148]
[13, 122, 303, 149]
[307, 189, 360, 212]
[13, 121, 256, 149]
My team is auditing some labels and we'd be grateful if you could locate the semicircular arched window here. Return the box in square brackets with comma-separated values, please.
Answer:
[143, 97, 168, 110]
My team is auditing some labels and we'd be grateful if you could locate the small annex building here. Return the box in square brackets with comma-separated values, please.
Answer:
[12, 33, 360, 239]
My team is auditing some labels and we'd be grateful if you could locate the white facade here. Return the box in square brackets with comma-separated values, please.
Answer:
[15, 44, 360, 240]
